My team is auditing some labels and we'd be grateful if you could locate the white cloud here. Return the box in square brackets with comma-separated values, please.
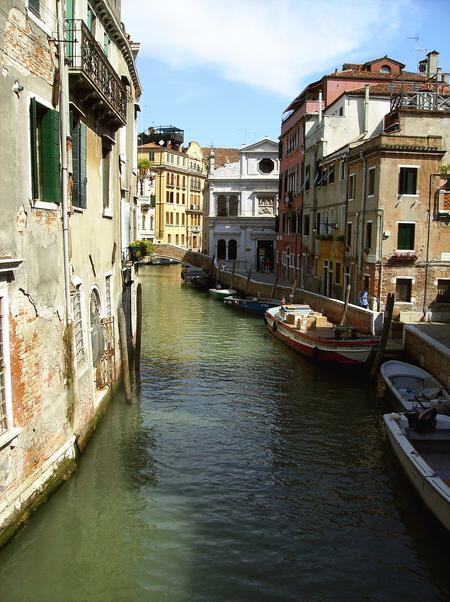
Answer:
[122, 0, 413, 96]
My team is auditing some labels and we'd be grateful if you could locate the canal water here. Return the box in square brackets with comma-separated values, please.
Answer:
[1, 265, 449, 601]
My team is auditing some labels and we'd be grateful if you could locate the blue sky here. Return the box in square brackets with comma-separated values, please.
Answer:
[122, 0, 450, 149]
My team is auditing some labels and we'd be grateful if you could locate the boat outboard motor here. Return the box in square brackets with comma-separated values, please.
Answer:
[414, 407, 437, 434]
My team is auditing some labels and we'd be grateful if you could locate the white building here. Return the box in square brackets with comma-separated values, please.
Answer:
[205, 138, 279, 272]
[136, 170, 156, 241]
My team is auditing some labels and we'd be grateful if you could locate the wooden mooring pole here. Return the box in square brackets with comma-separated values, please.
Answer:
[230, 262, 236, 289]
[118, 307, 132, 402]
[270, 275, 279, 300]
[290, 278, 298, 303]
[339, 284, 351, 326]
[245, 269, 252, 297]
[135, 283, 142, 374]
[369, 292, 395, 382]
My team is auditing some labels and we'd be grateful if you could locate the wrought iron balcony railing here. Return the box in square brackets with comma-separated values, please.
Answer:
[65, 19, 127, 126]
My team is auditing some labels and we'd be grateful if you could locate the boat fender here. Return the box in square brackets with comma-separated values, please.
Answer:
[414, 407, 437, 434]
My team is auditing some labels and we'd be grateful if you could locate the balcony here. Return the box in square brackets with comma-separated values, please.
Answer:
[186, 204, 201, 212]
[65, 19, 127, 128]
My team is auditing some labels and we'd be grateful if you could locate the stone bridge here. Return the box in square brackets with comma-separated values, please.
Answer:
[153, 244, 213, 271]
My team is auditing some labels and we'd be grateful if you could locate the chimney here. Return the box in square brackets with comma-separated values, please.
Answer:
[208, 149, 215, 175]
[427, 50, 439, 77]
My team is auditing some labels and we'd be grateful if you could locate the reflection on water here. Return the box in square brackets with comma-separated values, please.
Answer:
[0, 265, 449, 602]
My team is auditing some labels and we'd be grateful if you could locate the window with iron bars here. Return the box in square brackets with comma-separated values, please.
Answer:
[72, 286, 85, 365]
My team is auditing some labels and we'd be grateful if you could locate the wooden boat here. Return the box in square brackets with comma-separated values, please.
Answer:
[265, 304, 379, 366]
[209, 286, 237, 299]
[381, 360, 450, 414]
[384, 411, 450, 531]
[223, 296, 281, 315]
[181, 266, 210, 289]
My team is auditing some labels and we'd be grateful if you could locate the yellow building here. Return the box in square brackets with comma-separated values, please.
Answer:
[138, 141, 206, 249]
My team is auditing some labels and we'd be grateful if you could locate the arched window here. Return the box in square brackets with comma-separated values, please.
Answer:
[380, 64, 391, 74]
[229, 195, 239, 216]
[217, 195, 227, 216]
[90, 289, 103, 369]
[228, 239, 237, 260]
[217, 239, 226, 259]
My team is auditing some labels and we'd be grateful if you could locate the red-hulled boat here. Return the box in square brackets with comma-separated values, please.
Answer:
[265, 305, 379, 366]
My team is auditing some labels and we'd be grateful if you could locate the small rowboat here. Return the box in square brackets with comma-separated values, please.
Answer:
[209, 287, 237, 300]
[265, 304, 379, 366]
[380, 360, 450, 414]
[384, 411, 450, 531]
[223, 296, 281, 315]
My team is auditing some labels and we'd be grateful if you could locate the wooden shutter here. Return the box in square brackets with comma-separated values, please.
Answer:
[29, 97, 38, 199]
[40, 108, 61, 203]
[72, 123, 87, 209]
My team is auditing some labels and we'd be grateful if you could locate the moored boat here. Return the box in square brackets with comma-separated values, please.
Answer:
[381, 360, 450, 414]
[265, 304, 379, 365]
[223, 296, 281, 315]
[209, 287, 238, 299]
[181, 265, 211, 289]
[384, 411, 450, 531]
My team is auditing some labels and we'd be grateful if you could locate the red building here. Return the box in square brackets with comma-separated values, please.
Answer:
[277, 56, 431, 282]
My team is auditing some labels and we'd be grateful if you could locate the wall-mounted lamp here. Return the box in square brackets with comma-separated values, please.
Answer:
[12, 80, 24, 95]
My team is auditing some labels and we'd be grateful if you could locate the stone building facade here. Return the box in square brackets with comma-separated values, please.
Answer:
[205, 139, 279, 272]
[0, 0, 141, 547]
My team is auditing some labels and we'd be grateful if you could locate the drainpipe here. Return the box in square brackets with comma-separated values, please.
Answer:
[423, 173, 434, 319]
[376, 209, 384, 311]
[318, 90, 323, 123]
[357, 151, 367, 290]
[363, 85, 370, 136]
[56, 0, 71, 325]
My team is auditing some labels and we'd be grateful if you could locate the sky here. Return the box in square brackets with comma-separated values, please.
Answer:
[122, 0, 450, 149]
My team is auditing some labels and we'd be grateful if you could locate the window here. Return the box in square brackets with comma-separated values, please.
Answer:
[367, 167, 375, 197]
[167, 234, 171, 243]
[396, 278, 412, 302]
[30, 98, 61, 202]
[346, 222, 352, 246]
[339, 161, 345, 181]
[217, 239, 226, 260]
[87, 4, 96, 33]
[28, 0, 40, 17]
[0, 291, 13, 437]
[102, 144, 111, 211]
[397, 223, 415, 250]
[71, 120, 87, 209]
[380, 64, 391, 74]
[365, 222, 372, 250]
[176, 234, 179, 245]
[398, 167, 418, 195]
[105, 275, 112, 316]
[348, 173, 355, 200]
[436, 279, 450, 303]
[303, 213, 311, 236]
[305, 165, 310, 191]
[229, 195, 239, 216]
[72, 285, 85, 365]
[218, 195, 227, 216]
[176, 213, 179, 225]
[103, 32, 111, 57]
[335, 262, 341, 284]
[328, 164, 335, 184]
[339, 106, 344, 116]
[228, 239, 237, 260]
[258, 158, 274, 174]
[182, 213, 185, 226]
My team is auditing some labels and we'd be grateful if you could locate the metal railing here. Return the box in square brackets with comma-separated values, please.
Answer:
[65, 19, 127, 123]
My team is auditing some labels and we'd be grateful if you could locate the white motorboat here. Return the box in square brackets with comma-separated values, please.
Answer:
[384, 411, 450, 531]
[381, 360, 450, 414]
[209, 287, 237, 300]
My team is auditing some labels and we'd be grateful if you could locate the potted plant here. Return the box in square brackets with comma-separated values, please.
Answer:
[128, 240, 145, 261]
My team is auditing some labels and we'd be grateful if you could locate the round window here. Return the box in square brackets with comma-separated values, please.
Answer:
[259, 158, 274, 174]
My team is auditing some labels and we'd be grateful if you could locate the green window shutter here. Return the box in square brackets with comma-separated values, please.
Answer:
[30, 97, 38, 199]
[40, 108, 61, 203]
[398, 224, 415, 250]
[72, 122, 87, 209]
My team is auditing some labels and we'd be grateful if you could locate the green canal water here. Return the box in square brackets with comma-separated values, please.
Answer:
[1, 265, 449, 601]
